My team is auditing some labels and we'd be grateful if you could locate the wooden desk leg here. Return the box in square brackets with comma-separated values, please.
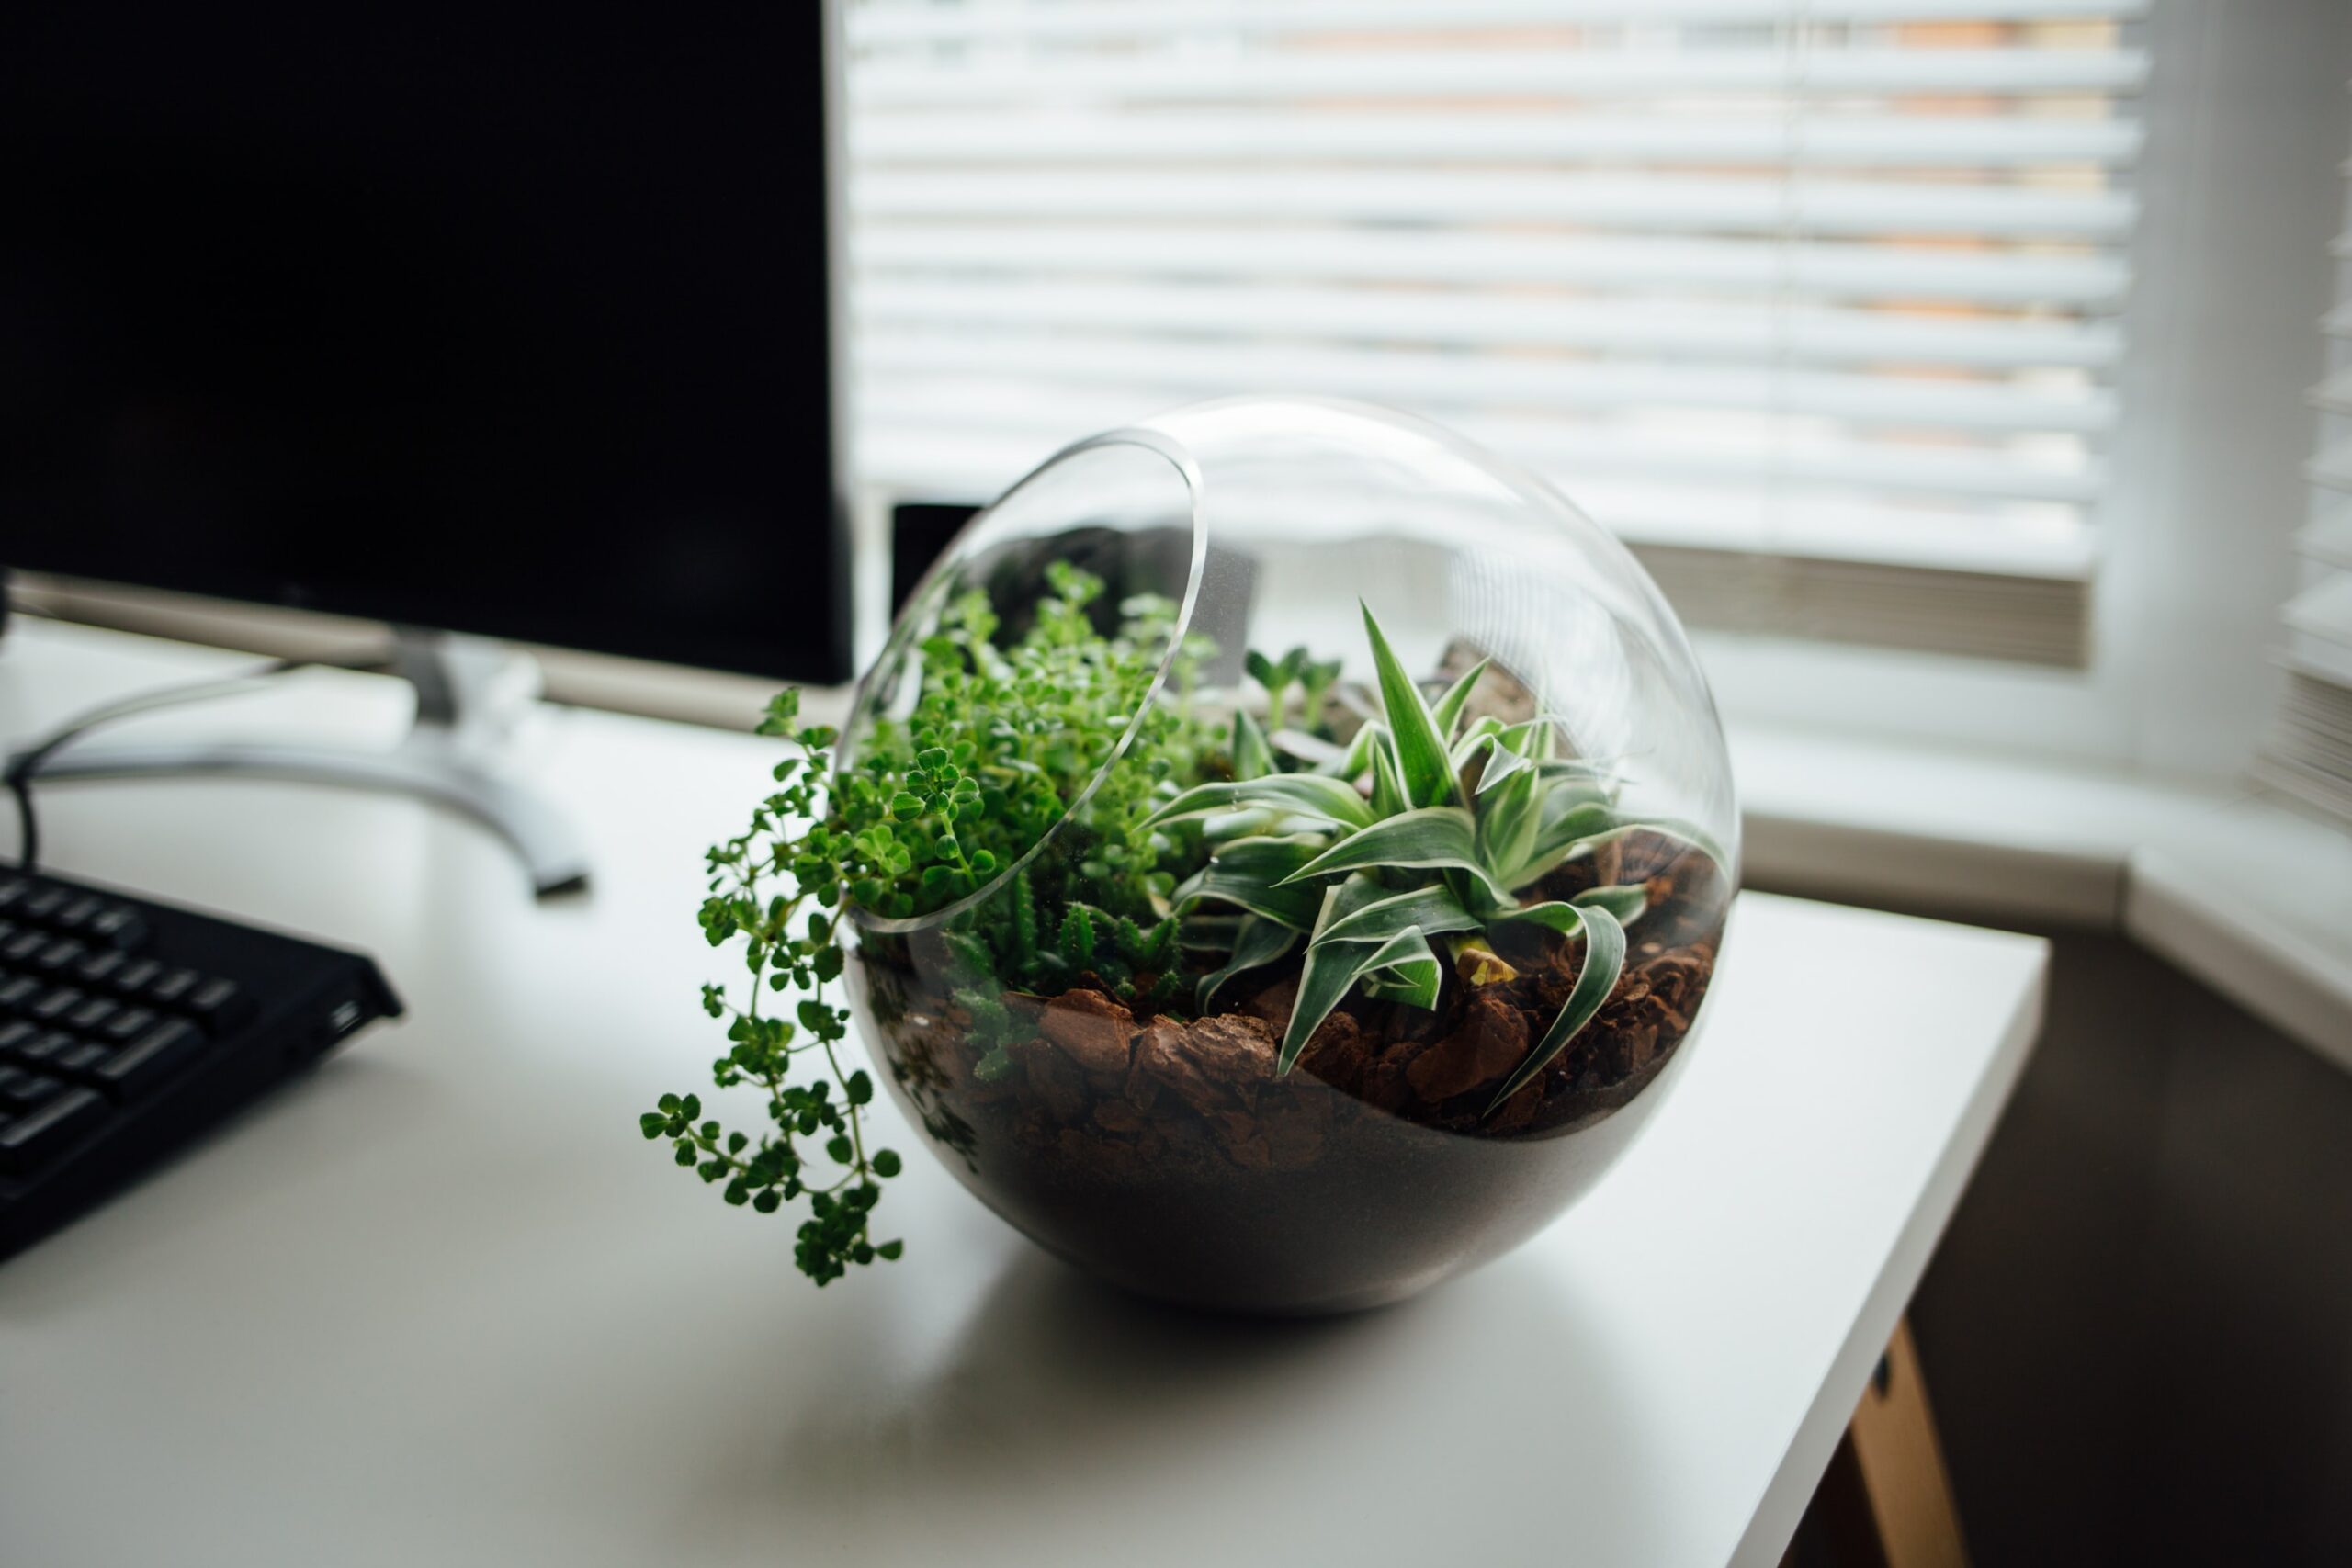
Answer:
[1810, 1316, 1971, 1568]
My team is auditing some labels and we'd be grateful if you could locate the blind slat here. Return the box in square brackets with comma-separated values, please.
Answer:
[859, 330, 2114, 431]
[856, 224, 2131, 304]
[857, 170, 2136, 237]
[859, 279, 2121, 367]
[859, 387, 2104, 501]
[2301, 510, 2352, 571]
[853, 111, 2143, 168]
[855, 49, 2150, 107]
[2306, 443, 2352, 491]
[2285, 575, 2352, 648]
[859, 424, 2093, 577]
[851, 0, 2148, 45]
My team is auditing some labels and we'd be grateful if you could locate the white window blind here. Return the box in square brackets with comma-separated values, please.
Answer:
[842, 0, 2146, 664]
[2261, 134, 2352, 825]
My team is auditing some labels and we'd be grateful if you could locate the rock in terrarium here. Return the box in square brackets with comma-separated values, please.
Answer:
[832, 398, 1739, 1314]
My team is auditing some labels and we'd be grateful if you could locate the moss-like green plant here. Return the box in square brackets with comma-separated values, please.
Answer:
[1149, 603, 1724, 1115]
[643, 566, 1221, 1284]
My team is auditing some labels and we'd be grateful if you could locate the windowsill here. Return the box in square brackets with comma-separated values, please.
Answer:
[1734, 722, 2352, 1075]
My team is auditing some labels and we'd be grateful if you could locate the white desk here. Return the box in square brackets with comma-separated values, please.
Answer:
[0, 622, 2046, 1568]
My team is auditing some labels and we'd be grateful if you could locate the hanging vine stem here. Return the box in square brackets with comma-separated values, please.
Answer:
[640, 691, 902, 1285]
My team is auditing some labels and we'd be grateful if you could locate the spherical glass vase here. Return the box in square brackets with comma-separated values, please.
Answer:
[840, 397, 1737, 1315]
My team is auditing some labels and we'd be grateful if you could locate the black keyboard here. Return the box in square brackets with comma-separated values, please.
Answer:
[0, 868, 401, 1260]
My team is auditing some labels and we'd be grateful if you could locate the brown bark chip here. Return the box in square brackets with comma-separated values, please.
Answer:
[1407, 988, 1531, 1102]
[1295, 1011, 1374, 1096]
[1007, 1032, 1089, 1122]
[1238, 974, 1298, 1029]
[1039, 988, 1136, 1075]
[1135, 1012, 1279, 1114]
[1092, 1099, 1146, 1134]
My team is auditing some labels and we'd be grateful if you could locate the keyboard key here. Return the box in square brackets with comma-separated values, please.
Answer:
[102, 1007, 157, 1043]
[147, 967, 201, 1008]
[67, 996, 119, 1035]
[56, 1040, 112, 1078]
[0, 1068, 64, 1112]
[85, 906, 150, 951]
[3, 931, 45, 964]
[0, 975, 41, 1014]
[0, 1020, 32, 1058]
[110, 958, 162, 996]
[186, 977, 253, 1033]
[54, 896, 103, 932]
[33, 938, 85, 974]
[17, 1031, 74, 1068]
[0, 877, 24, 913]
[20, 886, 68, 922]
[93, 1020, 204, 1100]
[28, 987, 84, 1024]
[73, 949, 127, 987]
[0, 1087, 107, 1173]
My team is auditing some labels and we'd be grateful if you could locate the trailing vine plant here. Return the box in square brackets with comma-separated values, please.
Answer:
[642, 565, 1217, 1284]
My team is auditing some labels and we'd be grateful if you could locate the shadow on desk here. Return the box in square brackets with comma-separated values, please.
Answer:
[728, 1247, 1674, 1563]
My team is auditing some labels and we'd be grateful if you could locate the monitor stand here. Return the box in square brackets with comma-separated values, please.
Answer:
[19, 629, 592, 897]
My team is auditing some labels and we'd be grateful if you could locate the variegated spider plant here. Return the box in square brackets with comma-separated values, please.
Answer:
[1146, 604, 1724, 1116]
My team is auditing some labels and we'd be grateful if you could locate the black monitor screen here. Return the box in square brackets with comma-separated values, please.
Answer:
[0, 4, 846, 681]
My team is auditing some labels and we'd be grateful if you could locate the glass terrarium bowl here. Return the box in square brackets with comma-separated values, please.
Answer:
[840, 397, 1737, 1315]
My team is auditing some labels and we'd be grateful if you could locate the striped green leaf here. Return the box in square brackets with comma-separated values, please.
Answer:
[1279, 888, 1445, 1073]
[1476, 763, 1544, 877]
[1355, 928, 1442, 1011]
[1536, 758, 1618, 782]
[1451, 716, 1504, 771]
[1429, 656, 1492, 739]
[1489, 900, 1584, 937]
[1361, 603, 1457, 808]
[1567, 817, 1734, 878]
[1490, 883, 1652, 940]
[1315, 882, 1483, 947]
[1196, 916, 1302, 1010]
[1486, 903, 1629, 1117]
[1173, 835, 1329, 930]
[1510, 814, 1732, 893]
[1277, 878, 1387, 1070]
[1571, 883, 1652, 925]
[1144, 773, 1375, 833]
[1370, 729, 1409, 818]
[1277, 807, 1514, 908]
[1230, 708, 1275, 782]
[1321, 719, 1387, 782]
[1504, 799, 1616, 889]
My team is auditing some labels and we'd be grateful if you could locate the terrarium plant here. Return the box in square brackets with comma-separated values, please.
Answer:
[645, 559, 1730, 1303]
[1150, 604, 1724, 1116]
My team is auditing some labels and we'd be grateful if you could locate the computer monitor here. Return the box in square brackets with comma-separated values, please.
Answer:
[0, 2, 849, 683]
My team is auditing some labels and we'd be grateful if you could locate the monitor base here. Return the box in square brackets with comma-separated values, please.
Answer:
[18, 631, 592, 897]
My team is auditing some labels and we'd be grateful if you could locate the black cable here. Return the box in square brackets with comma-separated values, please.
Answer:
[6, 654, 390, 872]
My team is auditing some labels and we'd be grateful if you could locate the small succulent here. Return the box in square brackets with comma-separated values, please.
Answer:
[1148, 604, 1724, 1115]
